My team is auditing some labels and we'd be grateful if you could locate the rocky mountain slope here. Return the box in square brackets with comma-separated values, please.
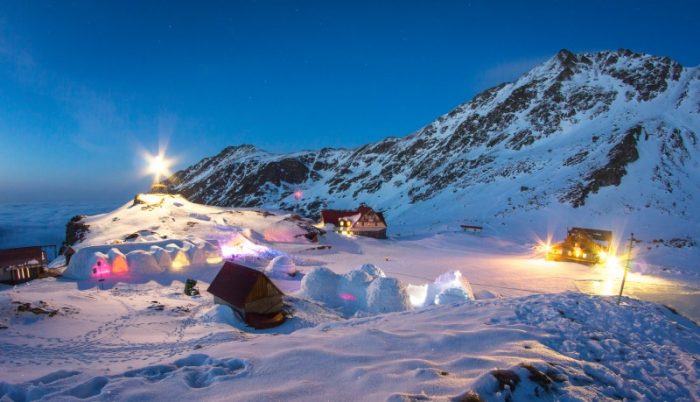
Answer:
[167, 49, 700, 238]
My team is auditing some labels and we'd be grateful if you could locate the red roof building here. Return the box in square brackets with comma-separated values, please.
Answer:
[320, 204, 387, 239]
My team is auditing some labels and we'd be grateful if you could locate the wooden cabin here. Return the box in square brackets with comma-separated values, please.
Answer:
[320, 204, 387, 239]
[207, 261, 286, 329]
[0, 246, 47, 284]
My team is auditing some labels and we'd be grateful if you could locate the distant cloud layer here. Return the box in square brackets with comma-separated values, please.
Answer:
[0, 202, 117, 249]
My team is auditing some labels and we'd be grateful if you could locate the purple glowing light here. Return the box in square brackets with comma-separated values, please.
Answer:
[339, 293, 356, 301]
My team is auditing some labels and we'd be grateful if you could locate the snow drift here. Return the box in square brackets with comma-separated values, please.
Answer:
[2, 290, 697, 401]
[406, 270, 475, 307]
[300, 264, 411, 316]
[300, 265, 476, 315]
[264, 256, 298, 278]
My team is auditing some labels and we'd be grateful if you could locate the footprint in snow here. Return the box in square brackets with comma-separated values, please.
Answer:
[30, 369, 81, 385]
[61, 376, 109, 399]
[123, 353, 249, 388]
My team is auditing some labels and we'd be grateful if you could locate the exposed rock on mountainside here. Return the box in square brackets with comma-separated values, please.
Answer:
[62, 215, 90, 251]
[167, 49, 699, 234]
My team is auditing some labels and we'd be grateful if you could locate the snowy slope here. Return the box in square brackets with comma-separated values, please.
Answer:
[56, 193, 323, 280]
[2, 195, 699, 401]
[65, 193, 321, 250]
[168, 49, 700, 246]
[1, 286, 698, 401]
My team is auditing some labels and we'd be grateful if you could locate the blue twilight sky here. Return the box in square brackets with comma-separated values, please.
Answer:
[0, 0, 698, 203]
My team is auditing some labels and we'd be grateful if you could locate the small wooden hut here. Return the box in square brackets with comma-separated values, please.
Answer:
[207, 262, 286, 329]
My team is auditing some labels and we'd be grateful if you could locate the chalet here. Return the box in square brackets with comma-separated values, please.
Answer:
[207, 261, 286, 329]
[0, 246, 47, 284]
[320, 204, 387, 239]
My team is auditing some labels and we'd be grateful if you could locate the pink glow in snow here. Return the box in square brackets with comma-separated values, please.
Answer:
[339, 293, 356, 301]
[293, 190, 303, 200]
[91, 259, 111, 277]
[220, 245, 235, 258]
[220, 239, 267, 258]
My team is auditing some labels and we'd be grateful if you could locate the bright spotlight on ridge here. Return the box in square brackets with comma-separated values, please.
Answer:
[144, 151, 173, 184]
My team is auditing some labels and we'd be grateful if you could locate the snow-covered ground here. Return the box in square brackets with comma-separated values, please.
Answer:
[1, 196, 699, 401]
[283, 232, 700, 322]
[2, 282, 698, 401]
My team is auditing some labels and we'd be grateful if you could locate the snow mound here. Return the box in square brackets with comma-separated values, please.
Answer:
[264, 256, 298, 278]
[366, 277, 409, 314]
[299, 267, 340, 302]
[300, 264, 410, 316]
[474, 289, 499, 300]
[406, 270, 475, 307]
[185, 243, 205, 266]
[63, 240, 222, 280]
[262, 221, 309, 242]
[219, 232, 277, 259]
[125, 251, 163, 275]
[198, 304, 239, 327]
[107, 248, 128, 274]
[150, 246, 173, 270]
[358, 263, 385, 278]
[197, 296, 343, 334]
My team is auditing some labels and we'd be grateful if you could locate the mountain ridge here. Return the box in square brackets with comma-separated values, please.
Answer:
[167, 48, 700, 238]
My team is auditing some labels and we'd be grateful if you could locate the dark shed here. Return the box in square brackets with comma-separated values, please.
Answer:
[0, 246, 47, 284]
[207, 261, 286, 329]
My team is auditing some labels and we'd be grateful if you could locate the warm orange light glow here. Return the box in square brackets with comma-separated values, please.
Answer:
[573, 246, 582, 258]
[603, 254, 624, 278]
[206, 256, 223, 265]
[171, 251, 189, 270]
[111, 255, 129, 274]
[537, 241, 552, 254]
[534, 231, 554, 256]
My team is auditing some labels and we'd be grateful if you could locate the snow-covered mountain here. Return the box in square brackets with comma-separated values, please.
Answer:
[168, 49, 700, 239]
